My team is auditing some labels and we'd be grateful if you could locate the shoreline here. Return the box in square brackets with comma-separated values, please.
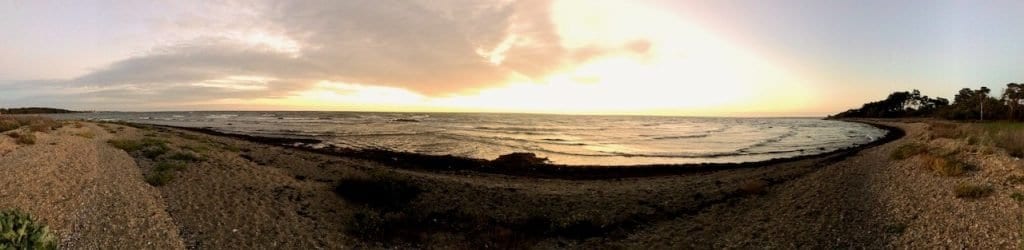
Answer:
[134, 120, 904, 179]
[3, 118, 1021, 248]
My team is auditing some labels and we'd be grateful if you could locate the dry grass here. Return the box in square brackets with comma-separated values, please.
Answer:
[989, 129, 1024, 158]
[0, 119, 20, 132]
[1007, 175, 1024, 185]
[954, 183, 993, 199]
[7, 131, 36, 145]
[0, 116, 59, 133]
[921, 154, 966, 177]
[73, 131, 96, 139]
[108, 138, 170, 159]
[1011, 192, 1024, 203]
[891, 143, 928, 160]
[929, 122, 963, 139]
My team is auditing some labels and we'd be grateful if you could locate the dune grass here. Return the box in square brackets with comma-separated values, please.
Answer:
[145, 160, 190, 186]
[7, 131, 36, 145]
[73, 131, 96, 139]
[167, 151, 203, 162]
[108, 137, 170, 159]
[974, 122, 1024, 158]
[929, 122, 963, 139]
[891, 143, 928, 160]
[0, 209, 58, 249]
[920, 154, 966, 177]
[954, 183, 993, 199]
[0, 116, 60, 133]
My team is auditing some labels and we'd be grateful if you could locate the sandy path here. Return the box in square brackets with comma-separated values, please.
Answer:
[0, 124, 185, 249]
[612, 121, 1021, 248]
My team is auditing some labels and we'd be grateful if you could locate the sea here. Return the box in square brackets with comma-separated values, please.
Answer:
[51, 112, 887, 166]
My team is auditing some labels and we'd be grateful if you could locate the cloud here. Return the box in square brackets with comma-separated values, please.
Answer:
[5, 0, 656, 110]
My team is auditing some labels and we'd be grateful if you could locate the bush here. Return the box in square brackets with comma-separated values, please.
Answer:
[891, 143, 928, 160]
[108, 139, 143, 151]
[26, 119, 59, 133]
[1006, 175, 1024, 185]
[992, 130, 1024, 158]
[108, 138, 169, 159]
[0, 119, 20, 133]
[167, 152, 203, 162]
[930, 122, 962, 139]
[923, 155, 965, 177]
[8, 131, 35, 145]
[1011, 192, 1024, 203]
[954, 183, 993, 199]
[0, 209, 58, 249]
[145, 171, 174, 186]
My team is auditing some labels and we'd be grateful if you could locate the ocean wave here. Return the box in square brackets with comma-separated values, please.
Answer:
[650, 134, 710, 140]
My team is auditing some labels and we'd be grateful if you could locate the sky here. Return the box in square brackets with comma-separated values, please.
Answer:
[1, 0, 1022, 116]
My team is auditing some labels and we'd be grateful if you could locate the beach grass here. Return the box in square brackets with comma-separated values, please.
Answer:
[0, 209, 58, 249]
[975, 122, 1024, 158]
[921, 154, 966, 177]
[7, 131, 36, 145]
[0, 116, 59, 133]
[891, 143, 928, 160]
[954, 183, 993, 199]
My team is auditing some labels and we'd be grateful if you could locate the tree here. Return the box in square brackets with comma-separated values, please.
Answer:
[831, 89, 948, 118]
[978, 87, 991, 120]
[1003, 83, 1024, 120]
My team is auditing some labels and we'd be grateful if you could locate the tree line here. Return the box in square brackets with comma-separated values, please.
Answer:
[0, 107, 80, 115]
[831, 83, 1024, 121]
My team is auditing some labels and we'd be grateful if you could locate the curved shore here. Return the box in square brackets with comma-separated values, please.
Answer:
[1, 119, 1019, 248]
[146, 120, 904, 179]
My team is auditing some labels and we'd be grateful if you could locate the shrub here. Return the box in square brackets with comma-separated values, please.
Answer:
[167, 152, 203, 162]
[140, 145, 169, 159]
[923, 155, 965, 177]
[108, 139, 143, 151]
[155, 161, 188, 172]
[8, 131, 35, 145]
[930, 122, 962, 139]
[1007, 175, 1024, 185]
[26, 120, 59, 133]
[0, 209, 58, 249]
[108, 138, 169, 159]
[0, 119, 20, 133]
[145, 171, 174, 186]
[954, 183, 993, 199]
[891, 143, 928, 160]
[992, 130, 1024, 158]
[1011, 192, 1024, 203]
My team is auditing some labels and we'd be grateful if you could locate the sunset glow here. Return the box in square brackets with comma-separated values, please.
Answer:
[2, 0, 1022, 116]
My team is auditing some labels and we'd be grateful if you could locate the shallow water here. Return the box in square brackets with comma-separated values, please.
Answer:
[53, 112, 886, 166]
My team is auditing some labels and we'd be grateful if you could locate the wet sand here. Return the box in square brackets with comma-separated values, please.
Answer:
[0, 119, 1019, 248]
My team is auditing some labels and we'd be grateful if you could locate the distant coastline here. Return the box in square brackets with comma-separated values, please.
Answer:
[0, 107, 83, 115]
